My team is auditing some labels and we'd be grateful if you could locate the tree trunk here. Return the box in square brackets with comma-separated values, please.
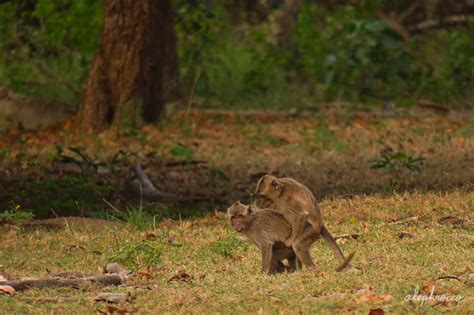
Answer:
[77, 0, 178, 132]
[270, 0, 303, 48]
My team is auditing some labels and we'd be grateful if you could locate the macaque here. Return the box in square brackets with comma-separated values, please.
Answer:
[255, 175, 352, 268]
[227, 201, 307, 274]
[227, 201, 353, 273]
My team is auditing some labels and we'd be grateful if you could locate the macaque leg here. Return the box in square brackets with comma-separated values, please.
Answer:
[288, 256, 302, 272]
[285, 212, 308, 247]
[292, 239, 316, 269]
[261, 244, 274, 275]
[275, 261, 287, 273]
[306, 212, 322, 235]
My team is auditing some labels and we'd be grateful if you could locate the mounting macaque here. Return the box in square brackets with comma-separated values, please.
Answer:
[255, 175, 353, 269]
[227, 201, 310, 274]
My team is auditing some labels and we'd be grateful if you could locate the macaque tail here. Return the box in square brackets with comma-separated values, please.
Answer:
[320, 225, 354, 270]
[335, 251, 355, 272]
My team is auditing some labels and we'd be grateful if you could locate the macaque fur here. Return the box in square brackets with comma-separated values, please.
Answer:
[227, 201, 305, 274]
[255, 175, 353, 269]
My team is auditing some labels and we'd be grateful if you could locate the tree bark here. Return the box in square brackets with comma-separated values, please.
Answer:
[270, 0, 303, 48]
[77, 0, 178, 132]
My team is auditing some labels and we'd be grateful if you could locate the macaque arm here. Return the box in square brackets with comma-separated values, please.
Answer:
[260, 244, 273, 275]
[285, 212, 308, 247]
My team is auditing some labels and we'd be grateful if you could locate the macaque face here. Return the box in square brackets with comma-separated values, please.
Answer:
[255, 175, 283, 203]
[227, 201, 253, 232]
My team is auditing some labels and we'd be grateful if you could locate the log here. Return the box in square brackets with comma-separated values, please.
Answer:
[0, 263, 131, 291]
[0, 274, 127, 291]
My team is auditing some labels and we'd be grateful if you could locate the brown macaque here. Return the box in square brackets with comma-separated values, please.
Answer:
[227, 201, 306, 274]
[255, 175, 353, 269]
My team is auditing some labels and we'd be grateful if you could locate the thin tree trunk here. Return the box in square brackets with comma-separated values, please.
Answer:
[270, 0, 303, 48]
[77, 0, 177, 132]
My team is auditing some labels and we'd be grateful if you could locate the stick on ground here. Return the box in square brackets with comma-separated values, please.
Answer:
[127, 164, 213, 203]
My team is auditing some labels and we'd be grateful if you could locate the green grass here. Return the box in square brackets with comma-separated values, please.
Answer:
[1, 191, 473, 313]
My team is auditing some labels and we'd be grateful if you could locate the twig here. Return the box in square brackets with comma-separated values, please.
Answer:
[129, 164, 212, 203]
[408, 15, 474, 33]
[376, 10, 411, 42]
[17, 297, 82, 302]
[334, 233, 359, 240]
[164, 160, 207, 167]
[387, 216, 419, 225]
[32, 60, 81, 97]
[436, 276, 461, 281]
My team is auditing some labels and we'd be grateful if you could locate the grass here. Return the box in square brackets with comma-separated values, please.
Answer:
[0, 107, 473, 313]
[0, 191, 473, 313]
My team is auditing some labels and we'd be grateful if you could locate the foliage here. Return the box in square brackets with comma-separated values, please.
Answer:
[114, 240, 164, 268]
[0, 0, 102, 103]
[211, 234, 248, 258]
[170, 143, 193, 162]
[104, 200, 154, 231]
[0, 204, 34, 225]
[371, 151, 425, 189]
[0, 1, 473, 108]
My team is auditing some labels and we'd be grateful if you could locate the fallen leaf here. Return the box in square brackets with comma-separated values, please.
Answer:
[162, 236, 175, 244]
[422, 282, 442, 295]
[168, 270, 193, 283]
[437, 216, 465, 228]
[137, 268, 153, 280]
[369, 308, 384, 315]
[398, 231, 413, 239]
[68, 244, 86, 250]
[357, 293, 393, 304]
[144, 231, 158, 240]
[0, 285, 16, 296]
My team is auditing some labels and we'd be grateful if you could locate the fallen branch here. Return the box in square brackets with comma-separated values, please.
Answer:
[128, 164, 212, 203]
[0, 274, 127, 291]
[417, 99, 450, 114]
[387, 216, 419, 226]
[0, 263, 131, 291]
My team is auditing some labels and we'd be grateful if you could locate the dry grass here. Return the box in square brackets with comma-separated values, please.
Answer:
[1, 191, 473, 314]
[0, 108, 473, 313]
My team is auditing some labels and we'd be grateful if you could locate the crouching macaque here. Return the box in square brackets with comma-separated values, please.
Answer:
[227, 201, 306, 274]
[255, 175, 354, 270]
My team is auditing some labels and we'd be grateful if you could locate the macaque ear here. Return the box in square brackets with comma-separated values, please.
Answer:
[255, 176, 266, 193]
[247, 205, 253, 215]
[271, 179, 284, 196]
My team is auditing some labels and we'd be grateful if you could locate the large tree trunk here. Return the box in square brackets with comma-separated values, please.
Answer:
[77, 0, 178, 132]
